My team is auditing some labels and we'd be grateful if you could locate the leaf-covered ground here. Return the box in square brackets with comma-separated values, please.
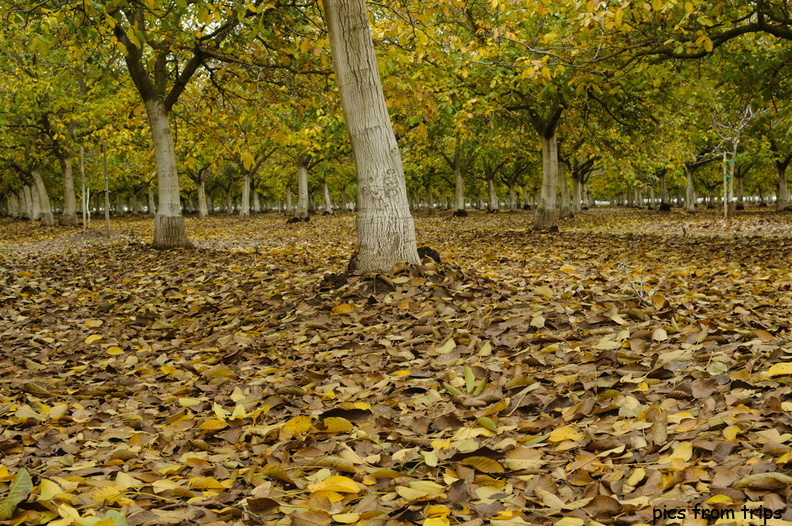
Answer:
[2, 208, 792, 526]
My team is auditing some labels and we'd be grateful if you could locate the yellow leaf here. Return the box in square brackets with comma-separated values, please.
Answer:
[331, 303, 354, 315]
[332, 513, 361, 524]
[323, 417, 354, 433]
[283, 415, 312, 436]
[548, 426, 585, 443]
[85, 334, 102, 344]
[460, 456, 505, 473]
[652, 0, 663, 10]
[37, 479, 63, 501]
[106, 346, 124, 356]
[670, 441, 693, 461]
[308, 475, 360, 494]
[706, 494, 733, 505]
[535, 285, 553, 299]
[723, 425, 741, 441]
[559, 264, 577, 273]
[425, 505, 451, 518]
[199, 419, 228, 430]
[178, 397, 203, 407]
[85, 319, 103, 328]
[768, 362, 792, 377]
[188, 476, 226, 490]
[424, 518, 450, 526]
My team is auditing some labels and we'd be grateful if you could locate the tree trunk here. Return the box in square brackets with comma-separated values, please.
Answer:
[240, 173, 251, 219]
[533, 132, 559, 230]
[253, 188, 261, 213]
[558, 161, 571, 219]
[22, 185, 34, 220]
[286, 189, 293, 215]
[32, 170, 54, 226]
[684, 166, 696, 213]
[25, 181, 41, 221]
[60, 157, 79, 226]
[148, 186, 157, 215]
[197, 178, 208, 218]
[736, 174, 744, 209]
[454, 165, 465, 212]
[324, 0, 420, 271]
[508, 185, 516, 210]
[487, 178, 498, 211]
[425, 185, 434, 212]
[649, 185, 656, 209]
[571, 172, 582, 214]
[658, 172, 668, 204]
[144, 98, 191, 248]
[777, 165, 789, 211]
[323, 180, 334, 213]
[296, 158, 310, 219]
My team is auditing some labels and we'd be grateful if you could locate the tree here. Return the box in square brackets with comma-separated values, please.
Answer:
[323, 0, 420, 272]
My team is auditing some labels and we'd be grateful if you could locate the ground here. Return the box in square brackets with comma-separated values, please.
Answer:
[1, 208, 792, 526]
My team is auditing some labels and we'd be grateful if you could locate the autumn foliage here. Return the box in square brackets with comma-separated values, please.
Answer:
[2, 209, 792, 525]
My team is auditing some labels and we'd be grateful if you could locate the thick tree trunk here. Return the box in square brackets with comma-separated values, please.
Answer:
[736, 175, 744, 209]
[454, 166, 465, 212]
[533, 132, 559, 231]
[32, 170, 54, 226]
[658, 172, 668, 204]
[286, 189, 293, 214]
[25, 185, 41, 221]
[22, 186, 33, 220]
[148, 186, 157, 215]
[144, 98, 191, 248]
[558, 162, 571, 219]
[508, 185, 516, 210]
[425, 185, 434, 212]
[571, 173, 582, 214]
[323, 180, 334, 213]
[60, 157, 79, 226]
[684, 166, 696, 213]
[240, 173, 251, 219]
[487, 178, 498, 211]
[649, 186, 656, 209]
[296, 159, 309, 219]
[777, 166, 789, 211]
[197, 179, 208, 218]
[324, 0, 419, 271]
[253, 188, 261, 213]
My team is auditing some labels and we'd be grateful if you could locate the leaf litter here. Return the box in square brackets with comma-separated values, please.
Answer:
[1, 208, 792, 526]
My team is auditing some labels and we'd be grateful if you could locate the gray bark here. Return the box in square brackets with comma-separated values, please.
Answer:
[533, 132, 559, 230]
[60, 157, 79, 226]
[324, 0, 420, 271]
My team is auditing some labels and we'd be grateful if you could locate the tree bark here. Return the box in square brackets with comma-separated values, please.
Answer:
[777, 165, 789, 211]
[253, 188, 261, 213]
[454, 164, 465, 212]
[240, 173, 251, 219]
[684, 166, 696, 213]
[32, 170, 54, 226]
[147, 186, 157, 215]
[144, 98, 191, 248]
[487, 178, 498, 211]
[59, 157, 79, 226]
[533, 132, 559, 230]
[324, 0, 420, 271]
[571, 171, 582, 214]
[22, 185, 34, 220]
[296, 158, 310, 219]
[558, 161, 571, 218]
[658, 171, 668, 204]
[196, 177, 208, 218]
[323, 180, 334, 213]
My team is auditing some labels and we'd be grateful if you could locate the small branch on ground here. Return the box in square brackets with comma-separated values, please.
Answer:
[620, 261, 652, 306]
